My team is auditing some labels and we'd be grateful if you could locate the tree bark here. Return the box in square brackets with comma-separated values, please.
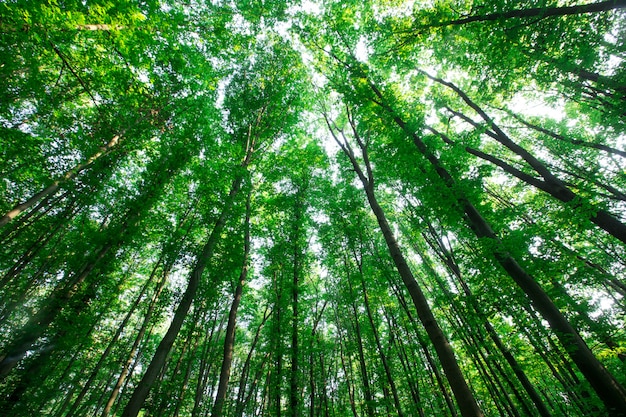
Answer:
[386, 278, 460, 417]
[0, 237, 117, 377]
[334, 307, 359, 417]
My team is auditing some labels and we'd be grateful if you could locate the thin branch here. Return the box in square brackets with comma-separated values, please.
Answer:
[50, 43, 101, 110]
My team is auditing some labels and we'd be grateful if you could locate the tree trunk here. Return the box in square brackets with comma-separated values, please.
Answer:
[353, 251, 405, 417]
[0, 238, 117, 377]
[507, 112, 626, 158]
[120, 171, 245, 417]
[233, 307, 271, 417]
[415, 0, 626, 30]
[211, 191, 251, 417]
[334, 305, 360, 417]
[101, 260, 172, 417]
[290, 185, 305, 417]
[389, 278, 460, 417]
[344, 254, 376, 417]
[430, 74, 626, 244]
[65, 264, 156, 417]
[419, 219, 554, 417]
[0, 135, 121, 228]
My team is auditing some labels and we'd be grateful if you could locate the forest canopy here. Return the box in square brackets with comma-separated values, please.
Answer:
[1, 0, 625, 416]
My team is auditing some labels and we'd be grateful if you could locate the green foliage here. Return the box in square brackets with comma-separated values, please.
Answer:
[1, 1, 626, 417]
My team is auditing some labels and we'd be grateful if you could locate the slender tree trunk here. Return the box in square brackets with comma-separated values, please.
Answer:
[211, 191, 252, 417]
[334, 305, 359, 417]
[343, 254, 376, 417]
[309, 345, 316, 417]
[418, 219, 553, 417]
[507, 112, 626, 158]
[307, 300, 327, 417]
[152, 311, 198, 416]
[65, 266, 156, 417]
[353, 250, 405, 417]
[233, 307, 271, 417]
[0, 223, 73, 326]
[385, 311, 425, 417]
[0, 188, 68, 244]
[290, 185, 305, 417]
[173, 328, 202, 417]
[190, 308, 222, 417]
[0, 135, 121, 228]
[0, 261, 130, 415]
[239, 351, 270, 417]
[120, 169, 246, 417]
[388, 275, 459, 417]
[270, 268, 284, 417]
[0, 198, 77, 293]
[0, 150, 186, 378]
[430, 74, 626, 244]
[412, 0, 626, 30]
[101, 261, 171, 417]
[0, 237, 117, 377]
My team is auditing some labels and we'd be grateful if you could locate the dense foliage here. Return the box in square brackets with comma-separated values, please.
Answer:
[1, 0, 625, 416]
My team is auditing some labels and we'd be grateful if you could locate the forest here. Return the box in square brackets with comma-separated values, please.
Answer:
[1, 0, 625, 416]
